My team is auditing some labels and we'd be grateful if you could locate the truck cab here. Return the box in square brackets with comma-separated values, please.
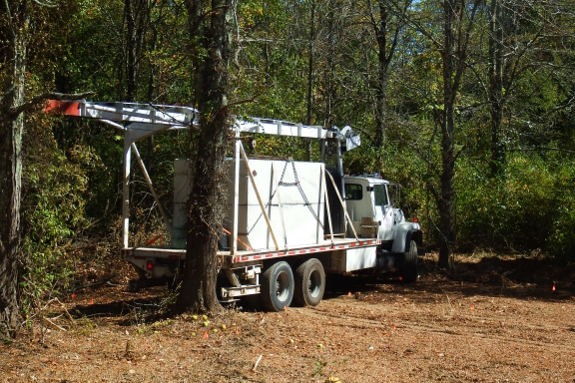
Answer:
[344, 176, 395, 240]
[343, 175, 423, 281]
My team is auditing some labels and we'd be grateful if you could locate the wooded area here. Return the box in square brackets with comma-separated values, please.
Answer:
[1, 0, 574, 338]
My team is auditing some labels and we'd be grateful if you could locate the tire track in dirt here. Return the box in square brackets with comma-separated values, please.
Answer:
[297, 296, 575, 354]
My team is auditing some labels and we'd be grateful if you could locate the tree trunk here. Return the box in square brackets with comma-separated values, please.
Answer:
[489, 0, 504, 176]
[306, 0, 316, 126]
[373, 2, 390, 147]
[323, 8, 335, 129]
[176, 0, 233, 313]
[372, 0, 401, 148]
[438, 0, 456, 270]
[125, 0, 148, 101]
[0, 2, 29, 337]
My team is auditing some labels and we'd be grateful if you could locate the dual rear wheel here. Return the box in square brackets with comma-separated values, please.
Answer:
[259, 258, 326, 312]
[249, 242, 419, 311]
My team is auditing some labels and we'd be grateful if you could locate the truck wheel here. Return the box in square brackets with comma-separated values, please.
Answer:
[294, 258, 326, 307]
[399, 240, 419, 283]
[261, 261, 294, 312]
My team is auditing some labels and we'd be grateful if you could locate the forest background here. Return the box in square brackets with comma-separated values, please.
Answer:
[1, 0, 575, 327]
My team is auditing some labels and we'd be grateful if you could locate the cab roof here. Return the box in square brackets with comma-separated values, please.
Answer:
[343, 175, 390, 185]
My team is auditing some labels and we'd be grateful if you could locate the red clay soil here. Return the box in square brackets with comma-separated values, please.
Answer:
[1, 252, 574, 382]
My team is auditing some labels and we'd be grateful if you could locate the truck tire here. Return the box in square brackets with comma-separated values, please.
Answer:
[294, 258, 326, 307]
[399, 240, 418, 283]
[261, 261, 294, 312]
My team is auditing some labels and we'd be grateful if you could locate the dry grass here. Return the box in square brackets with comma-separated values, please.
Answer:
[1, 252, 574, 382]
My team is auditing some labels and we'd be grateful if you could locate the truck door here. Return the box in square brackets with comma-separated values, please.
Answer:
[373, 184, 394, 240]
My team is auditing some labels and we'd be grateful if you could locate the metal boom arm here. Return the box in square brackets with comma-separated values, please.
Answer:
[45, 99, 360, 253]
[45, 100, 336, 141]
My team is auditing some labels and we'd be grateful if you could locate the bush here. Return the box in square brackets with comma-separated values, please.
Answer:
[456, 151, 575, 263]
[21, 120, 97, 303]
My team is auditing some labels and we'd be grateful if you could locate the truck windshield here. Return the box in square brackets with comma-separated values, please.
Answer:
[374, 184, 388, 206]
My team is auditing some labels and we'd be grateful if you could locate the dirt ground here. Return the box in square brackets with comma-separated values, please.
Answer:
[1, 252, 575, 383]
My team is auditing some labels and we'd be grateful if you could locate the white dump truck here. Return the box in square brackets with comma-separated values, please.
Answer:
[46, 100, 424, 311]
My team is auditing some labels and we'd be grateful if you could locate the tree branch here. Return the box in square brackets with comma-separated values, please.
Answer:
[32, 0, 57, 8]
[225, 93, 261, 109]
[453, 143, 467, 162]
[1, 0, 16, 39]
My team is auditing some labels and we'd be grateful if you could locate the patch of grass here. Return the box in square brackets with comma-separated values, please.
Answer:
[312, 359, 327, 377]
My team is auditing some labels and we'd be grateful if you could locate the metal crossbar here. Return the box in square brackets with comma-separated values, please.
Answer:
[46, 100, 333, 141]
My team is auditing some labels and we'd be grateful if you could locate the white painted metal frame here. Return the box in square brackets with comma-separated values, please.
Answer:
[50, 100, 346, 254]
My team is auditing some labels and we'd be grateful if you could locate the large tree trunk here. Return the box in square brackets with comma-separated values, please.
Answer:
[176, 0, 233, 313]
[0, 1, 29, 337]
[435, 0, 480, 270]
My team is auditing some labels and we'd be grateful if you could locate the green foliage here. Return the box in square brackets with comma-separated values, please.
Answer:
[453, 149, 575, 262]
[25, 146, 94, 245]
[21, 115, 98, 299]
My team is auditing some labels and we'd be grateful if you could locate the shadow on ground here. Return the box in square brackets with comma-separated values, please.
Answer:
[70, 290, 174, 326]
[69, 254, 575, 321]
[324, 254, 575, 302]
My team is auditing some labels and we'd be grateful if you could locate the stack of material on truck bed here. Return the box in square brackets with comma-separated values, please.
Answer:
[172, 158, 326, 251]
[228, 158, 325, 250]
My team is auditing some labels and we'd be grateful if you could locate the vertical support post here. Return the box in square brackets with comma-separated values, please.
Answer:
[272, 163, 288, 247]
[336, 137, 347, 233]
[336, 137, 345, 188]
[122, 139, 132, 248]
[316, 163, 324, 242]
[231, 130, 241, 255]
[323, 169, 334, 244]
